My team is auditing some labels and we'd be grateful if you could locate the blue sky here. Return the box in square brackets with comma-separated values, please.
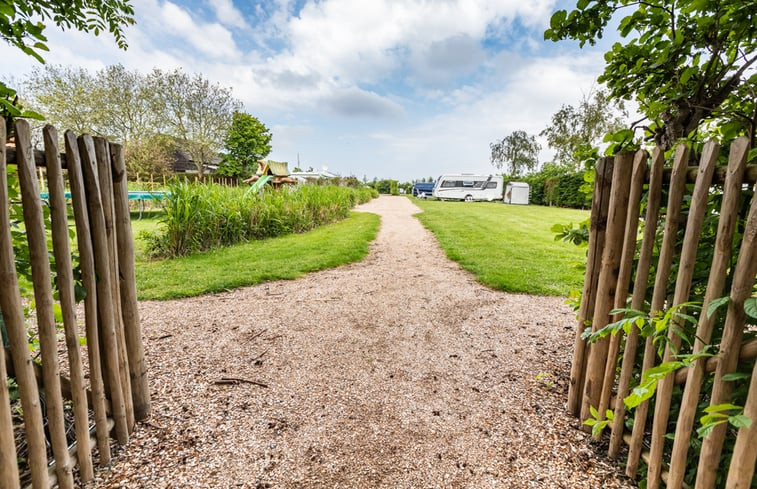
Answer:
[2, 0, 617, 181]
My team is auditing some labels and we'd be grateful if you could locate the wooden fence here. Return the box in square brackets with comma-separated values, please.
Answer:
[0, 120, 150, 488]
[568, 136, 757, 489]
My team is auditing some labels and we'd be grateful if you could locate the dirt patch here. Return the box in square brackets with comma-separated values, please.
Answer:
[93, 195, 634, 488]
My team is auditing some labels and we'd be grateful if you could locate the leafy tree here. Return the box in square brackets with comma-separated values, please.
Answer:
[540, 88, 627, 170]
[545, 0, 757, 149]
[149, 69, 241, 179]
[0, 0, 134, 129]
[24, 64, 104, 135]
[217, 112, 272, 178]
[489, 130, 540, 176]
[124, 133, 176, 180]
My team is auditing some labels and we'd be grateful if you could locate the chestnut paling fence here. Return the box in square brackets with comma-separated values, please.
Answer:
[0, 119, 150, 488]
[568, 136, 757, 489]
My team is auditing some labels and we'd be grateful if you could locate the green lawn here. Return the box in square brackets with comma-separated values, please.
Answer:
[134, 211, 379, 300]
[412, 198, 589, 296]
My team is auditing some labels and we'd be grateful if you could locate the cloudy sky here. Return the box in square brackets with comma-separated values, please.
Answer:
[2, 0, 618, 181]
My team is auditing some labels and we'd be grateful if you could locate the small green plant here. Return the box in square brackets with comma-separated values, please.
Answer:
[552, 220, 589, 246]
[583, 405, 614, 437]
[583, 302, 701, 357]
[696, 403, 752, 438]
[535, 372, 555, 390]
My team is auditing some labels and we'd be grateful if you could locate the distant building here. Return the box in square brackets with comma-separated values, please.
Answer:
[171, 149, 221, 174]
[289, 166, 339, 183]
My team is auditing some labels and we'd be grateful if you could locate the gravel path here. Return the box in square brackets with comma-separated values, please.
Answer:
[95, 195, 635, 488]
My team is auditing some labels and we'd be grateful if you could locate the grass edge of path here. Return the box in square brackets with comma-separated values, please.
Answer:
[136, 211, 380, 300]
[411, 198, 589, 296]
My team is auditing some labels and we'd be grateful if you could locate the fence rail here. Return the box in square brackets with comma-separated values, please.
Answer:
[0, 120, 150, 488]
[569, 136, 757, 489]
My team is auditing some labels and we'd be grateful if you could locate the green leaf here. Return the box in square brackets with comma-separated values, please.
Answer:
[707, 296, 730, 319]
[590, 405, 599, 419]
[550, 10, 567, 29]
[744, 297, 757, 320]
[729, 415, 752, 429]
[721, 372, 750, 382]
[704, 403, 741, 414]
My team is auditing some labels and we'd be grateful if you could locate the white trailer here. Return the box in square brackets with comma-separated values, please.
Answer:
[504, 182, 530, 205]
[432, 174, 504, 202]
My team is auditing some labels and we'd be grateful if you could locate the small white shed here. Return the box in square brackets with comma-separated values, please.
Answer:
[504, 182, 529, 205]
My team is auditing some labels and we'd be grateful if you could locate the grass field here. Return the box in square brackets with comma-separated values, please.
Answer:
[412, 198, 589, 296]
[134, 211, 379, 300]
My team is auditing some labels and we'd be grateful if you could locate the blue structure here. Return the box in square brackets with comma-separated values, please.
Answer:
[411, 182, 435, 198]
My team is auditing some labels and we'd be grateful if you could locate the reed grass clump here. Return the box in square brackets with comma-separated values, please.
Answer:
[145, 183, 377, 257]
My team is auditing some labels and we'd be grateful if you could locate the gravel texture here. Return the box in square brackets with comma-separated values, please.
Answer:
[93, 195, 636, 488]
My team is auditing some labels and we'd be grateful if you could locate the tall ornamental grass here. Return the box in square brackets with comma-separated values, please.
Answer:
[145, 183, 377, 257]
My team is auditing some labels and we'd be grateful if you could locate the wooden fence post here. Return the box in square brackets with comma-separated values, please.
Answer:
[44, 125, 95, 482]
[608, 146, 665, 458]
[626, 143, 690, 477]
[598, 149, 649, 420]
[64, 130, 112, 464]
[725, 349, 757, 488]
[567, 157, 614, 415]
[94, 137, 135, 431]
[666, 137, 749, 488]
[645, 140, 720, 489]
[15, 120, 75, 488]
[78, 134, 129, 445]
[111, 143, 151, 421]
[580, 151, 634, 426]
[0, 119, 22, 489]
[697, 179, 757, 488]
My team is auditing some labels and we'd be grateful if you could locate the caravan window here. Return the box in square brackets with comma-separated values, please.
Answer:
[485, 181, 498, 189]
[441, 180, 458, 188]
[462, 181, 475, 187]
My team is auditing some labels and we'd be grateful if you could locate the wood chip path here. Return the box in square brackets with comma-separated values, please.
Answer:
[94, 195, 635, 488]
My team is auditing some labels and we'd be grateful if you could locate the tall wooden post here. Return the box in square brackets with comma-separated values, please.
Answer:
[44, 125, 95, 482]
[78, 134, 129, 445]
[580, 152, 634, 426]
[111, 143, 151, 420]
[15, 120, 75, 488]
[0, 119, 22, 489]
[567, 157, 614, 415]
[64, 130, 112, 464]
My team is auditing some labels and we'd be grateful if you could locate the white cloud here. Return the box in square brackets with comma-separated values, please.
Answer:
[0, 0, 623, 180]
[159, 1, 240, 59]
[207, 0, 250, 29]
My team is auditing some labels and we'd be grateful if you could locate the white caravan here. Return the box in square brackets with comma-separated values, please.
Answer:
[432, 174, 504, 202]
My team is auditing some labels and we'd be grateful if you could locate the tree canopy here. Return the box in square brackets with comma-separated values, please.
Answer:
[0, 0, 134, 62]
[1, 1, 135, 126]
[545, 0, 757, 148]
[540, 88, 627, 170]
[217, 112, 272, 178]
[490, 130, 541, 176]
[23, 64, 244, 179]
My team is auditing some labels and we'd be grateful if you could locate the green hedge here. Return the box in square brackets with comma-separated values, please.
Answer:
[145, 183, 377, 257]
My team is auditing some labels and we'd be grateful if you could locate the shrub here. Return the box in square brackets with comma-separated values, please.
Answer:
[145, 183, 376, 257]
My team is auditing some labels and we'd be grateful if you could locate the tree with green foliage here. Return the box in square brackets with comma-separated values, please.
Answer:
[490, 130, 540, 176]
[149, 68, 241, 179]
[489, 131, 541, 177]
[0, 0, 134, 129]
[545, 0, 757, 148]
[540, 88, 627, 170]
[217, 112, 272, 178]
